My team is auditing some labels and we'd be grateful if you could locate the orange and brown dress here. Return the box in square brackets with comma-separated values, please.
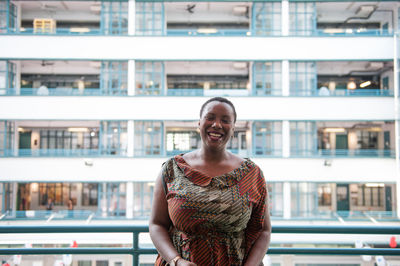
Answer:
[155, 154, 267, 266]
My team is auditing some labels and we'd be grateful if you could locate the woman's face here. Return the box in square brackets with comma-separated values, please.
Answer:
[199, 101, 235, 151]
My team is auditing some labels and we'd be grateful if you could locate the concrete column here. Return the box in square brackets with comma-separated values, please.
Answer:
[126, 182, 134, 219]
[12, 121, 18, 157]
[246, 125, 252, 157]
[282, 121, 290, 158]
[12, 182, 17, 216]
[281, 0, 289, 36]
[393, 32, 400, 218]
[14, 60, 21, 95]
[283, 182, 291, 219]
[282, 60, 290, 96]
[128, 60, 136, 96]
[128, 0, 136, 35]
[127, 120, 135, 157]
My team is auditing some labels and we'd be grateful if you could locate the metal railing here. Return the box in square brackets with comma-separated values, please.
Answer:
[1, 210, 396, 222]
[4, 28, 393, 37]
[1, 88, 393, 97]
[0, 225, 399, 265]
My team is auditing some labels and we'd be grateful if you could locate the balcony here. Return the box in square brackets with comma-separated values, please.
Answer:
[0, 59, 393, 98]
[0, 225, 399, 266]
[1, 1, 397, 38]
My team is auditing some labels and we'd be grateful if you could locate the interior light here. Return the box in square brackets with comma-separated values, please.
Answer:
[366, 127, 382, 132]
[328, 81, 336, 91]
[77, 80, 85, 90]
[90, 131, 96, 137]
[90, 61, 102, 68]
[203, 82, 210, 90]
[113, 128, 118, 133]
[360, 81, 371, 88]
[246, 31, 251, 36]
[70, 27, 91, 33]
[347, 81, 357, 90]
[31, 183, 39, 193]
[67, 128, 89, 132]
[197, 28, 218, 34]
[246, 82, 251, 90]
[365, 183, 385, 187]
[20, 27, 26, 32]
[323, 128, 346, 133]
[323, 28, 344, 34]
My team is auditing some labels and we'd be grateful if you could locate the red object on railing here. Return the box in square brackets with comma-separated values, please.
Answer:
[390, 236, 397, 248]
[71, 240, 78, 248]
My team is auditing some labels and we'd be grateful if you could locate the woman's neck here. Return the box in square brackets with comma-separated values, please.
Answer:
[198, 147, 229, 163]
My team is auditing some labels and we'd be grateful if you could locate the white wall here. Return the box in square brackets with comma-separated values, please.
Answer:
[0, 96, 394, 121]
[0, 36, 394, 61]
[0, 157, 396, 183]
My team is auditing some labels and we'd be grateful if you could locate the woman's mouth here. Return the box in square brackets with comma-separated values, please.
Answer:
[207, 132, 223, 141]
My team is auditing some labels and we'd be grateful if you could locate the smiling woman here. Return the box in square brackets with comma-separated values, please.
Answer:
[149, 97, 271, 266]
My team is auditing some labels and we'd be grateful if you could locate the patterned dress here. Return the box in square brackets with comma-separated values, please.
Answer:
[155, 154, 267, 266]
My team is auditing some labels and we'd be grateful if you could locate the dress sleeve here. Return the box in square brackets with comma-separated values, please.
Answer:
[161, 157, 175, 194]
[245, 167, 268, 254]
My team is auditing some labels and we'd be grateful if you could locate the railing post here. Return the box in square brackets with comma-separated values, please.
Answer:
[133, 231, 139, 266]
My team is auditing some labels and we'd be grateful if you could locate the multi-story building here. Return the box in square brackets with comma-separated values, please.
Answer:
[0, 0, 399, 265]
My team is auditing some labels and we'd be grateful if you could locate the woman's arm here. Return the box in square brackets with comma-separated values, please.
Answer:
[244, 190, 272, 266]
[149, 171, 196, 266]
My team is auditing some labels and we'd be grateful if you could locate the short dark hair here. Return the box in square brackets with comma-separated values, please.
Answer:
[200, 97, 237, 122]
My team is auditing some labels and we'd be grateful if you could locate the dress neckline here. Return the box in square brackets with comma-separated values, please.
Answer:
[174, 154, 254, 187]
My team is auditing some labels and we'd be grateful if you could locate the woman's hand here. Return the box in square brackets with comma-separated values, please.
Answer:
[177, 258, 197, 266]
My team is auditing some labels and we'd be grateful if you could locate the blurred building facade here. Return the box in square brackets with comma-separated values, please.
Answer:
[0, 0, 399, 265]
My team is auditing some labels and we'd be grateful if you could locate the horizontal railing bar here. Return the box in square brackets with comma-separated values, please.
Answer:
[0, 225, 398, 234]
[0, 225, 149, 234]
[268, 248, 400, 256]
[0, 248, 399, 256]
[0, 248, 156, 255]
[272, 225, 400, 234]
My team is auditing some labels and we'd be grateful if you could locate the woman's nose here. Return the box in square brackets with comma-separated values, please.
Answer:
[212, 120, 222, 129]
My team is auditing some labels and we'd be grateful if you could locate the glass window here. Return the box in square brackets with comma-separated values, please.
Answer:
[252, 3, 281, 36]
[291, 182, 318, 217]
[100, 121, 128, 156]
[356, 131, 378, 149]
[289, 2, 316, 36]
[39, 183, 73, 206]
[290, 121, 317, 156]
[39, 129, 99, 154]
[135, 2, 165, 36]
[318, 184, 332, 206]
[82, 183, 99, 206]
[136, 61, 164, 95]
[101, 62, 128, 95]
[290, 61, 316, 96]
[98, 183, 126, 216]
[253, 122, 282, 156]
[0, 121, 14, 156]
[101, 2, 128, 35]
[268, 182, 283, 217]
[253, 62, 282, 96]
[134, 121, 163, 156]
[356, 184, 384, 207]
[133, 182, 154, 218]
[166, 131, 199, 156]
